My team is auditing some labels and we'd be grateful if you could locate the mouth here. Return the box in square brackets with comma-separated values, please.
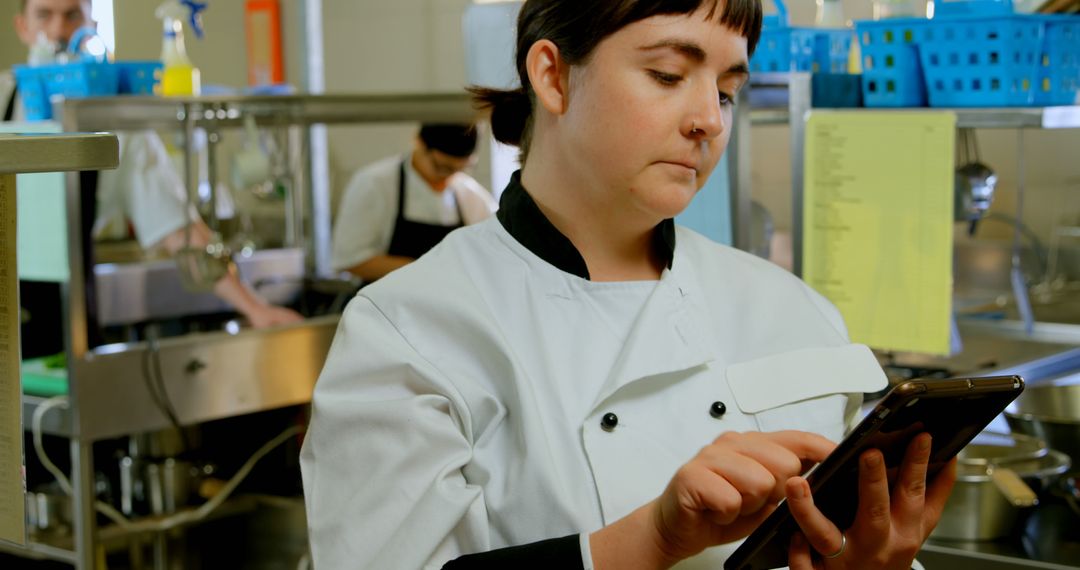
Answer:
[657, 160, 699, 175]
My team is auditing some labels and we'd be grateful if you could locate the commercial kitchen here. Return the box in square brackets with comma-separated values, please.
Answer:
[1, 0, 1080, 568]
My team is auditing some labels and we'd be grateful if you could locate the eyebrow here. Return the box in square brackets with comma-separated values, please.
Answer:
[639, 40, 751, 77]
[640, 40, 707, 62]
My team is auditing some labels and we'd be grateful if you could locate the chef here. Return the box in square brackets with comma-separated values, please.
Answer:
[331, 123, 497, 282]
[301, 1, 956, 568]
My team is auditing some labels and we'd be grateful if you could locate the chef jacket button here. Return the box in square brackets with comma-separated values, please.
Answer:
[600, 413, 619, 432]
[709, 401, 727, 419]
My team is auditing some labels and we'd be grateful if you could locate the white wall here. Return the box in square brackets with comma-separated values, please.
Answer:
[0, 0, 28, 71]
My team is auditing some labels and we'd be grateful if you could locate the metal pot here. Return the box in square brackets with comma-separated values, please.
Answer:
[1005, 383, 1080, 467]
[932, 432, 1071, 541]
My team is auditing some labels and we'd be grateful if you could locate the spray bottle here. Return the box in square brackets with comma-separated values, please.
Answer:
[156, 0, 207, 96]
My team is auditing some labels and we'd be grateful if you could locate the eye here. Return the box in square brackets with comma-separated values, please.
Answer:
[647, 70, 683, 86]
[719, 91, 735, 106]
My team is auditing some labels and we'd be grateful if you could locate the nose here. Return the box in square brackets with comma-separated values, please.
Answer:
[45, 17, 68, 44]
[683, 83, 725, 140]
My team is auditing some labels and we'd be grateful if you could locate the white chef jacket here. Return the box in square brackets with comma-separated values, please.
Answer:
[330, 154, 497, 272]
[302, 213, 887, 569]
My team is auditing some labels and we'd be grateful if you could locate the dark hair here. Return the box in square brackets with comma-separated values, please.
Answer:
[418, 123, 479, 158]
[470, 0, 762, 161]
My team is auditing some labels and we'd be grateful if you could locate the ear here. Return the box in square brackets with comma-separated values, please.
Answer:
[14, 14, 32, 46]
[525, 39, 570, 116]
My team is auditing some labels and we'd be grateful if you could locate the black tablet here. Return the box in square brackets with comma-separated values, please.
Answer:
[724, 375, 1025, 570]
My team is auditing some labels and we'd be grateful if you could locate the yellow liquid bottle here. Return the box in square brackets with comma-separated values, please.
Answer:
[156, 1, 202, 97]
[161, 63, 201, 96]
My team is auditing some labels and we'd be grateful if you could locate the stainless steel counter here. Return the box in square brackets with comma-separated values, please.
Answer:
[24, 315, 339, 442]
[921, 501, 1080, 569]
[0, 132, 118, 174]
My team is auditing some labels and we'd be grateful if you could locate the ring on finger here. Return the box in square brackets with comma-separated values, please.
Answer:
[824, 533, 846, 559]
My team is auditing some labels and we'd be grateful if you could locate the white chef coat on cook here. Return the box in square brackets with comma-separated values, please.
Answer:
[92, 131, 196, 250]
[1, 77, 194, 250]
[301, 217, 887, 569]
[330, 154, 497, 272]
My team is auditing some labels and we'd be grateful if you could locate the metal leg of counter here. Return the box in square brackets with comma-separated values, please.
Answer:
[71, 440, 96, 570]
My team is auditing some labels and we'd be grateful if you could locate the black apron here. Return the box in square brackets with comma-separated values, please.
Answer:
[3, 85, 16, 122]
[386, 160, 463, 259]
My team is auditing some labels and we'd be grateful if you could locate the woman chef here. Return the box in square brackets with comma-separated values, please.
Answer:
[300, 1, 957, 568]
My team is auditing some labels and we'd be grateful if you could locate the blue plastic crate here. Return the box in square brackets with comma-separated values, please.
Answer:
[11, 65, 50, 120]
[751, 27, 853, 74]
[919, 14, 1043, 107]
[855, 18, 930, 107]
[116, 61, 163, 95]
[13, 61, 119, 120]
[1036, 15, 1080, 106]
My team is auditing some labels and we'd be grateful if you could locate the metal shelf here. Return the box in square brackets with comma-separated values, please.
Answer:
[58, 92, 477, 131]
[808, 106, 1080, 130]
[747, 73, 1080, 129]
[750, 109, 791, 126]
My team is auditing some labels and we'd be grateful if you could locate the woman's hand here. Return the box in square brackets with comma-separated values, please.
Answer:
[627, 431, 835, 567]
[785, 433, 958, 570]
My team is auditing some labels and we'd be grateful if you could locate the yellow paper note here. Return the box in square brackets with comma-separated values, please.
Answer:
[0, 173, 26, 546]
[803, 112, 955, 356]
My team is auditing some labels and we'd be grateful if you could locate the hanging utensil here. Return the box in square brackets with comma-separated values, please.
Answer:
[177, 121, 232, 292]
[954, 128, 998, 236]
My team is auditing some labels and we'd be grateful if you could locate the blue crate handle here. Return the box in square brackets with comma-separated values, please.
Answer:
[763, 0, 790, 28]
[934, 0, 1013, 17]
[65, 26, 108, 62]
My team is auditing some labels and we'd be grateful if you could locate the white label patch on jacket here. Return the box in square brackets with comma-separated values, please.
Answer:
[726, 344, 887, 440]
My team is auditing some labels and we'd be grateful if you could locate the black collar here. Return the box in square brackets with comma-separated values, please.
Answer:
[496, 171, 675, 280]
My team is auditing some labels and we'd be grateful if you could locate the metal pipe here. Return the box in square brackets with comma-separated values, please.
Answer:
[205, 126, 221, 233]
[789, 73, 812, 277]
[183, 105, 198, 250]
[728, 85, 752, 251]
[285, 125, 305, 250]
[1012, 129, 1035, 335]
[69, 440, 96, 570]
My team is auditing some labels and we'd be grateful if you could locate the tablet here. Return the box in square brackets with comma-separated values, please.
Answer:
[724, 375, 1025, 570]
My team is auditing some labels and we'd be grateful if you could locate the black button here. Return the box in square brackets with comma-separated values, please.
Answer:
[709, 401, 727, 419]
[600, 413, 619, 432]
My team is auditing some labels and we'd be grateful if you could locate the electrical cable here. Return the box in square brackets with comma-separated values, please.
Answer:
[31, 396, 304, 533]
[31, 396, 73, 496]
[140, 327, 190, 451]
